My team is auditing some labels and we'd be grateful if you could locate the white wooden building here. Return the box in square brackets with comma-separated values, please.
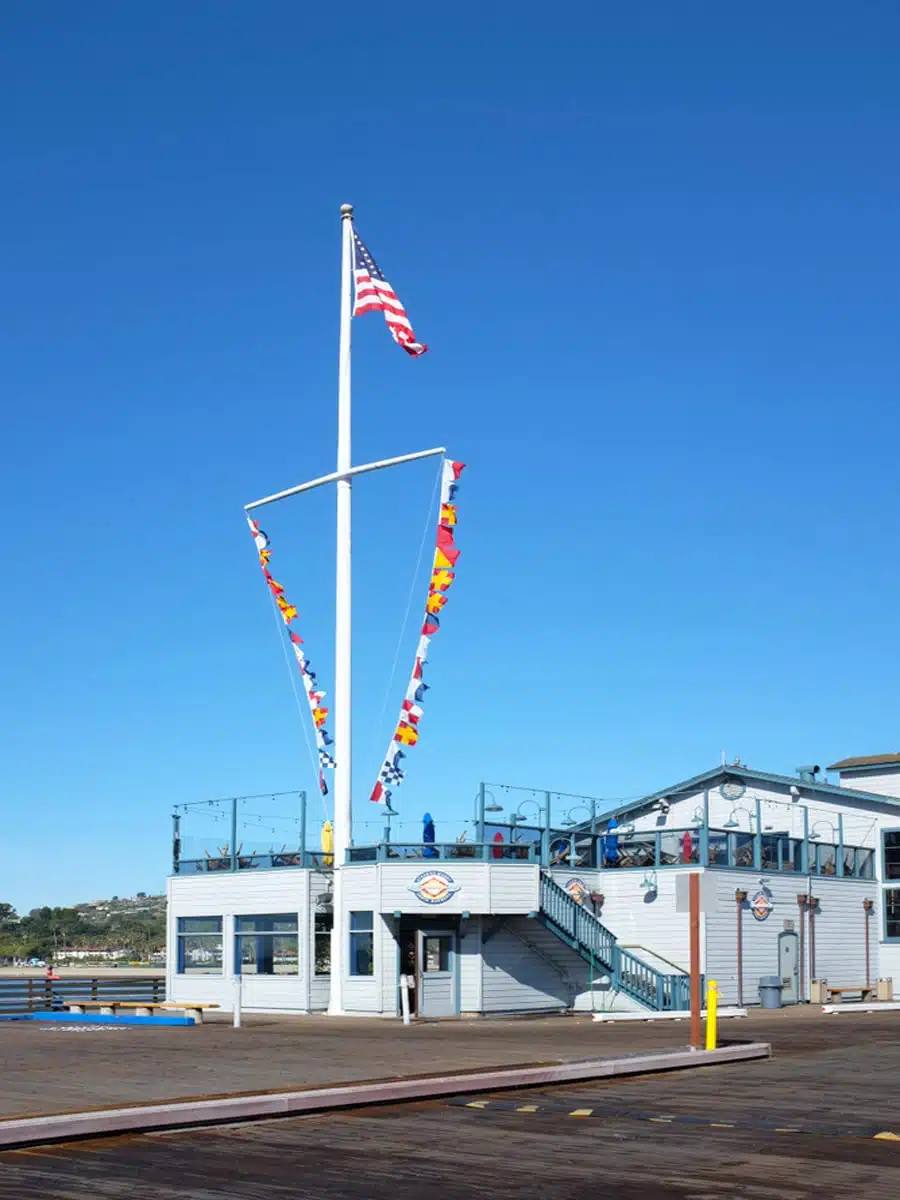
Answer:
[166, 755, 900, 1017]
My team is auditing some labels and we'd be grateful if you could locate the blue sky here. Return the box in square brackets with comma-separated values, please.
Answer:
[2, 2, 899, 910]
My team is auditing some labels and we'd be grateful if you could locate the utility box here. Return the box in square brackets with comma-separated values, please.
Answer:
[877, 978, 894, 1001]
[810, 978, 828, 1004]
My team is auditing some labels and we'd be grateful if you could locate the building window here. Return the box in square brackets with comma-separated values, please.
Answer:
[885, 889, 900, 940]
[235, 914, 299, 976]
[349, 911, 374, 976]
[177, 917, 223, 975]
[314, 912, 333, 975]
[883, 831, 900, 880]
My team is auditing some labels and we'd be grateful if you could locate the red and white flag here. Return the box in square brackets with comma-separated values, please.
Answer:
[352, 230, 427, 357]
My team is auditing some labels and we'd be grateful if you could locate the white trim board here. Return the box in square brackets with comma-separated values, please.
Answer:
[592, 1008, 747, 1023]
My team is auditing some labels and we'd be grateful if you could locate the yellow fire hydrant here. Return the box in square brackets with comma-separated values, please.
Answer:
[705, 978, 719, 1050]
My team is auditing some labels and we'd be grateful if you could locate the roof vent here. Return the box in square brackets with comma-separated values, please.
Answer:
[795, 764, 820, 782]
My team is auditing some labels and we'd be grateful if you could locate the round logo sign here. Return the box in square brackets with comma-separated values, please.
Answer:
[564, 878, 588, 904]
[408, 871, 461, 905]
[749, 888, 773, 921]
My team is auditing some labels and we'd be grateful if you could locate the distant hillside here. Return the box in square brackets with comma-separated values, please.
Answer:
[0, 893, 167, 963]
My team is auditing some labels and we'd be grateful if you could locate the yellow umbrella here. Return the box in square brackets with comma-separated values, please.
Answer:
[321, 819, 334, 867]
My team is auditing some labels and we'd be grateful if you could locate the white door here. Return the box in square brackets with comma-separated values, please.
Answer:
[417, 930, 457, 1018]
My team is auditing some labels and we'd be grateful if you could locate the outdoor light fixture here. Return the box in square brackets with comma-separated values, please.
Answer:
[485, 800, 504, 813]
[724, 815, 738, 829]
[640, 872, 658, 892]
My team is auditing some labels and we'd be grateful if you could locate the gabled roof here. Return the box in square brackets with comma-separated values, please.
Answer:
[827, 753, 900, 771]
[588, 763, 900, 829]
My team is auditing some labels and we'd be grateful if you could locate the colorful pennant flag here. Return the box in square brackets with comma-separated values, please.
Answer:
[370, 458, 466, 803]
[247, 515, 337, 784]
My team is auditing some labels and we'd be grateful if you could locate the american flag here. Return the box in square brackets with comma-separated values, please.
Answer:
[352, 230, 427, 357]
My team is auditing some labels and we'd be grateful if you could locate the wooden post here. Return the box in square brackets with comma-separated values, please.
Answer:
[796, 894, 808, 1002]
[808, 896, 818, 987]
[735, 890, 747, 1007]
[863, 899, 874, 988]
[690, 872, 702, 1050]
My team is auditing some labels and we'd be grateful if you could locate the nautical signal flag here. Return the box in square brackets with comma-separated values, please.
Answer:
[248, 517, 337, 789]
[426, 592, 447, 615]
[352, 229, 427, 357]
[394, 722, 419, 746]
[370, 456, 464, 804]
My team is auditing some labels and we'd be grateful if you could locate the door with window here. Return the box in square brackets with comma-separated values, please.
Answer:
[416, 929, 457, 1017]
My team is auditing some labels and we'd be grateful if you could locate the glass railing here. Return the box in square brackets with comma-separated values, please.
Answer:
[346, 841, 537, 863]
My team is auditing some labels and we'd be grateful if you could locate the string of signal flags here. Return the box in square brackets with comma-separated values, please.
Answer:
[246, 457, 465, 807]
[370, 457, 465, 806]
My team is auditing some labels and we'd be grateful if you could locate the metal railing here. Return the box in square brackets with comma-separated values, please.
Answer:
[178, 850, 334, 874]
[537, 874, 695, 1012]
[538, 873, 616, 966]
[0, 976, 166, 1015]
[346, 841, 537, 863]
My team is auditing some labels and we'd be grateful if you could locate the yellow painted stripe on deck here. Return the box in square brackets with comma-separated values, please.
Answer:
[709, 1122, 735, 1128]
[649, 1117, 674, 1123]
[874, 1131, 900, 1141]
[516, 1105, 539, 1113]
[775, 1127, 801, 1133]
[569, 1108, 593, 1117]
[465, 1101, 489, 1109]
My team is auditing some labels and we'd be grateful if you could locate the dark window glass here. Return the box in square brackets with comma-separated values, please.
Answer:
[315, 913, 333, 975]
[886, 889, 900, 939]
[884, 832, 900, 880]
[349, 911, 374, 976]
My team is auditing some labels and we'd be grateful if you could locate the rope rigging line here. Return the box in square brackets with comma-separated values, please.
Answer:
[265, 584, 330, 820]
[369, 455, 444, 775]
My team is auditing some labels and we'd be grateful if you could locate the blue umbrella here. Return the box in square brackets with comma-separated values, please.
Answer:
[422, 812, 438, 858]
[604, 816, 619, 865]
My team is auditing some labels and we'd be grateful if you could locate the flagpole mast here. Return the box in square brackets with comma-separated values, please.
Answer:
[328, 202, 354, 1016]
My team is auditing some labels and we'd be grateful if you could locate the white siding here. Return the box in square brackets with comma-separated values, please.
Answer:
[838, 767, 900, 799]
[481, 918, 575, 1012]
[167, 869, 311, 1013]
[705, 871, 804, 1007]
[341, 867, 381, 1013]
[586, 867, 695, 974]
[811, 876, 879, 988]
[373, 861, 539, 916]
[459, 916, 483, 1013]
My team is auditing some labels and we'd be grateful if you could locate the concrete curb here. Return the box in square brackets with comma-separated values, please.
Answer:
[822, 1002, 900, 1015]
[592, 1008, 748, 1022]
[0, 1042, 770, 1150]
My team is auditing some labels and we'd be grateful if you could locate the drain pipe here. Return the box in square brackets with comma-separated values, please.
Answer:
[796, 894, 808, 1002]
[735, 889, 747, 1007]
[808, 894, 819, 988]
[863, 898, 874, 989]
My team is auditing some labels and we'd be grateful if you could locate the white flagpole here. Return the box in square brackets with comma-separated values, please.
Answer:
[328, 203, 355, 1015]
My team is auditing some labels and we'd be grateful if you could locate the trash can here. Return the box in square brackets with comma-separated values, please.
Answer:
[759, 974, 783, 1009]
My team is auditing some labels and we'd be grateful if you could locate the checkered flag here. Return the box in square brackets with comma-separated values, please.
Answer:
[380, 761, 405, 785]
[318, 748, 336, 770]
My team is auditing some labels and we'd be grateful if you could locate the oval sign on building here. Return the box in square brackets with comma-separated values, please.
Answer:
[408, 871, 461, 905]
[750, 889, 773, 922]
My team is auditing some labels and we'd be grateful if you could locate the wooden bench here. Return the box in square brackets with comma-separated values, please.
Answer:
[65, 1001, 220, 1023]
[825, 986, 876, 1003]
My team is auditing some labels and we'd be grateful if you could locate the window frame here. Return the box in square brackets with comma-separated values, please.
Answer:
[882, 829, 900, 883]
[233, 913, 300, 977]
[884, 887, 900, 943]
[314, 912, 333, 976]
[348, 910, 374, 977]
[176, 916, 224, 975]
